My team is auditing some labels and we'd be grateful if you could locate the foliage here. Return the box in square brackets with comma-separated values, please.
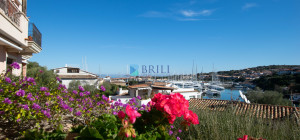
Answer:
[246, 90, 292, 106]
[26, 61, 58, 87]
[20, 126, 67, 140]
[76, 114, 121, 139]
[253, 74, 300, 91]
[1, 63, 198, 139]
[128, 80, 139, 86]
[0, 63, 108, 139]
[69, 80, 98, 95]
[68, 80, 81, 91]
[175, 108, 300, 140]
[101, 82, 119, 96]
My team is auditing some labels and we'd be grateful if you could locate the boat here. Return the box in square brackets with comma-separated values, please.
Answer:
[208, 84, 225, 90]
[205, 89, 221, 96]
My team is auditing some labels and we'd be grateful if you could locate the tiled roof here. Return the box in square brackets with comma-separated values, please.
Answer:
[128, 84, 150, 89]
[58, 75, 98, 79]
[189, 99, 300, 119]
[151, 85, 175, 89]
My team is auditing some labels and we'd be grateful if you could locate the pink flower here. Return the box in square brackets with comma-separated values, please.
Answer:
[78, 86, 84, 91]
[45, 92, 50, 96]
[16, 89, 25, 97]
[150, 93, 193, 124]
[10, 62, 20, 69]
[118, 111, 126, 119]
[75, 111, 82, 116]
[183, 110, 199, 125]
[5, 77, 11, 83]
[2, 98, 12, 104]
[125, 106, 141, 124]
[40, 87, 48, 91]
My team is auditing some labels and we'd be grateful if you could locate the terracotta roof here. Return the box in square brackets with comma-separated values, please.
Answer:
[153, 82, 168, 86]
[151, 85, 175, 89]
[189, 99, 300, 119]
[58, 75, 98, 79]
[128, 84, 150, 89]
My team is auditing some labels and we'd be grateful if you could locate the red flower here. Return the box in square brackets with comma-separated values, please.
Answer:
[183, 110, 199, 126]
[118, 111, 126, 120]
[125, 106, 141, 124]
[150, 92, 197, 124]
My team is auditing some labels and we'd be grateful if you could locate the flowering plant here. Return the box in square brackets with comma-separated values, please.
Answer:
[1, 63, 199, 139]
[0, 63, 109, 135]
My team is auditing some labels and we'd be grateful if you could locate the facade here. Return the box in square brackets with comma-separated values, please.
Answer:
[0, 0, 42, 76]
[53, 66, 99, 88]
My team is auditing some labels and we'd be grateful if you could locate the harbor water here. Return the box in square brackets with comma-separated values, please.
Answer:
[202, 89, 245, 102]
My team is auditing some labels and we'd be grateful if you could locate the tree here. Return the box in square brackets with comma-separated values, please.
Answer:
[246, 90, 292, 106]
[68, 80, 81, 91]
[26, 61, 58, 87]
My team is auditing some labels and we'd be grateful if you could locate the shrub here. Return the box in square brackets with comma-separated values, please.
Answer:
[246, 90, 292, 106]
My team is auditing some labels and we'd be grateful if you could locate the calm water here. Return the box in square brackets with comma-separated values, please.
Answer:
[202, 89, 245, 102]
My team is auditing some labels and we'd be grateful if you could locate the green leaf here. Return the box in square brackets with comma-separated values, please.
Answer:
[79, 126, 104, 139]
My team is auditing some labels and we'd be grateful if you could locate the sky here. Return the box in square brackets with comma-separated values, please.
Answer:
[27, 0, 300, 75]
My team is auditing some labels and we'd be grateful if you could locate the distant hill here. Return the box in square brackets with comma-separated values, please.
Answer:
[217, 65, 300, 75]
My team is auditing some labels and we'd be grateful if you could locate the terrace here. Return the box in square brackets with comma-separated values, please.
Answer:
[25, 22, 42, 53]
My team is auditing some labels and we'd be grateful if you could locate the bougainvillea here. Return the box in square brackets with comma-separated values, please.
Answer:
[1, 62, 200, 139]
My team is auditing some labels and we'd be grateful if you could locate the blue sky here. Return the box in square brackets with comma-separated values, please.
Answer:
[27, 0, 300, 75]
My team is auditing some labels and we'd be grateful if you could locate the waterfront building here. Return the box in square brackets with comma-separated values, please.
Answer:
[110, 81, 201, 105]
[53, 66, 99, 88]
[0, 0, 42, 76]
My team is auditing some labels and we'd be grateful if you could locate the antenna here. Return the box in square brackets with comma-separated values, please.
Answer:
[196, 64, 198, 81]
[82, 57, 84, 70]
[99, 64, 101, 78]
[85, 56, 88, 71]
[192, 60, 194, 81]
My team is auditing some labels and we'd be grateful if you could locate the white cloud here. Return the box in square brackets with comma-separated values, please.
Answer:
[242, 3, 258, 10]
[180, 9, 214, 17]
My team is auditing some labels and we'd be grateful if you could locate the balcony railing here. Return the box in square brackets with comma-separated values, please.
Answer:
[28, 23, 42, 47]
[0, 0, 21, 26]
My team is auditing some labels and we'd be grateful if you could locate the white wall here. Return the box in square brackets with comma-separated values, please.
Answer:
[55, 67, 97, 76]
[62, 78, 99, 88]
[0, 8, 28, 47]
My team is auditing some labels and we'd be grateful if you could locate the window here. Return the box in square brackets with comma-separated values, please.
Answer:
[189, 96, 196, 99]
[56, 70, 60, 73]
[67, 68, 79, 73]
[6, 58, 13, 70]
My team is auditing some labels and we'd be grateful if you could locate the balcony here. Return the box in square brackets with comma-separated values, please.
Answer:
[26, 22, 42, 53]
[0, 0, 28, 47]
[0, 0, 21, 27]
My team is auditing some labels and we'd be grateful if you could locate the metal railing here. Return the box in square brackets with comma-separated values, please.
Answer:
[0, 0, 21, 26]
[28, 23, 42, 47]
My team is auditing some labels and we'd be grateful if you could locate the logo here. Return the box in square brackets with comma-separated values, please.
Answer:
[130, 64, 170, 76]
[130, 64, 139, 76]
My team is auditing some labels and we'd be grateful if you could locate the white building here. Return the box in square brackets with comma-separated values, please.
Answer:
[0, 0, 42, 76]
[53, 66, 99, 88]
[110, 82, 202, 105]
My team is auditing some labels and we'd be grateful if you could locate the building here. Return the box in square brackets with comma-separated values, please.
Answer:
[189, 98, 299, 120]
[110, 79, 127, 86]
[53, 66, 99, 88]
[110, 82, 201, 105]
[0, 0, 42, 76]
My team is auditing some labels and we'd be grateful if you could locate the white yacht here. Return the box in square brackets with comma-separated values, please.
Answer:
[205, 89, 221, 95]
[167, 81, 202, 100]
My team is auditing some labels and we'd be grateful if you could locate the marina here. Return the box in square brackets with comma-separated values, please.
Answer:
[202, 89, 246, 102]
